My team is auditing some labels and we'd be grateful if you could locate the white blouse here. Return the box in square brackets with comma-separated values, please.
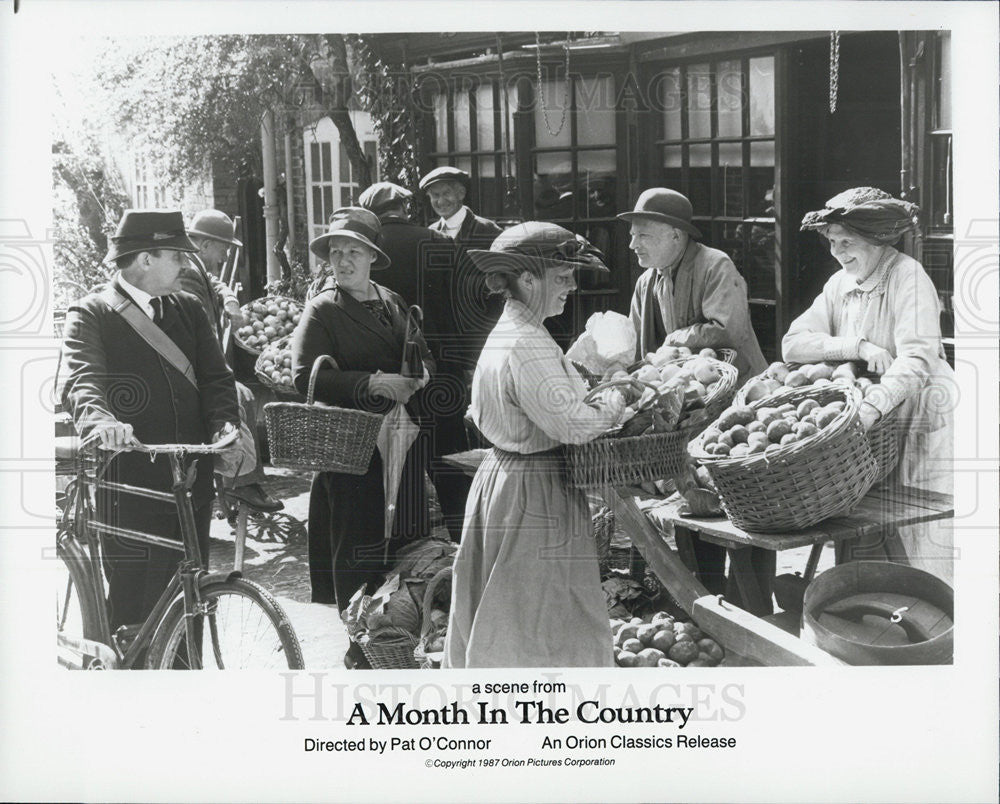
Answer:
[470, 299, 622, 453]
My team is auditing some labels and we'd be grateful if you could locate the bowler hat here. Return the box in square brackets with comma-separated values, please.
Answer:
[468, 221, 609, 275]
[104, 209, 199, 264]
[187, 209, 242, 247]
[418, 166, 471, 192]
[358, 182, 413, 215]
[617, 188, 701, 239]
[309, 207, 391, 269]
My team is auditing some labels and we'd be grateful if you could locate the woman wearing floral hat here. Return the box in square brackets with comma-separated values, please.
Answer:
[783, 187, 954, 581]
[443, 222, 627, 668]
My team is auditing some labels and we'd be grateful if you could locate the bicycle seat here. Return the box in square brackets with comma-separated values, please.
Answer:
[55, 436, 82, 461]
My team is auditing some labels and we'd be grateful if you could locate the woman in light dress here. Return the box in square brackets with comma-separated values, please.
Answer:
[444, 222, 626, 668]
[784, 187, 955, 582]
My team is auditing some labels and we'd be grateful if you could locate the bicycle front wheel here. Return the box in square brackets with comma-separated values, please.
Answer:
[146, 578, 304, 670]
[57, 536, 104, 669]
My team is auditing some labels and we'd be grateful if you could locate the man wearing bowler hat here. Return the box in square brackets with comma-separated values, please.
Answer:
[181, 208, 282, 514]
[620, 188, 771, 612]
[359, 181, 471, 540]
[620, 187, 766, 383]
[419, 166, 504, 371]
[60, 209, 240, 633]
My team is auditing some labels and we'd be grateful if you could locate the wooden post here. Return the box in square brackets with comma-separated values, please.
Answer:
[260, 109, 282, 283]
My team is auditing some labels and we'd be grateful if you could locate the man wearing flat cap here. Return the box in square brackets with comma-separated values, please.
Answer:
[60, 209, 240, 631]
[419, 166, 504, 371]
[621, 187, 767, 383]
[180, 208, 281, 514]
[359, 182, 471, 539]
[620, 188, 771, 611]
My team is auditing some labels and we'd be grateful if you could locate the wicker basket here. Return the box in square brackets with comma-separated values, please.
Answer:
[413, 567, 452, 669]
[264, 355, 383, 474]
[233, 295, 303, 356]
[689, 384, 878, 532]
[565, 360, 738, 491]
[359, 632, 420, 670]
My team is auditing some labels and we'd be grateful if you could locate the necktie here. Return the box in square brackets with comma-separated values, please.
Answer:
[654, 270, 675, 335]
[150, 297, 163, 324]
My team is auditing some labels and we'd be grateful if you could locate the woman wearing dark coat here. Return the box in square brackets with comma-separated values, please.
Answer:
[291, 208, 435, 666]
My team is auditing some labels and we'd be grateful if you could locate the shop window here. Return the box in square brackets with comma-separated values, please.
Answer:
[425, 77, 518, 220]
[654, 55, 778, 359]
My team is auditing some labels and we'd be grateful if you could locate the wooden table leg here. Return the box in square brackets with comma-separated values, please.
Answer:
[673, 526, 700, 574]
[726, 547, 772, 617]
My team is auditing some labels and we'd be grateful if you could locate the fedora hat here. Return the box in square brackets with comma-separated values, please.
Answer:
[358, 181, 413, 215]
[617, 188, 701, 239]
[418, 166, 471, 192]
[187, 209, 242, 247]
[468, 221, 609, 275]
[104, 209, 199, 264]
[309, 207, 391, 269]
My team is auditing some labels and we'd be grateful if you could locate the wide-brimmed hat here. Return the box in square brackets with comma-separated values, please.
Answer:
[308, 207, 391, 269]
[617, 188, 702, 239]
[800, 187, 919, 245]
[358, 182, 413, 215]
[104, 209, 199, 264]
[418, 166, 471, 192]
[187, 209, 242, 247]
[468, 221, 609, 275]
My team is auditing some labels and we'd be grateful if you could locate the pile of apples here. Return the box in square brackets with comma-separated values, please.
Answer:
[256, 337, 295, 391]
[235, 295, 302, 353]
[743, 360, 877, 403]
[610, 347, 726, 438]
[699, 397, 845, 459]
[612, 611, 725, 667]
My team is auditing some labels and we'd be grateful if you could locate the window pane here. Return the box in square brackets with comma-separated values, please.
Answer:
[662, 145, 682, 168]
[339, 142, 350, 183]
[749, 141, 775, 222]
[578, 149, 615, 173]
[660, 66, 682, 140]
[477, 156, 501, 218]
[321, 143, 332, 182]
[688, 144, 711, 214]
[720, 145, 743, 218]
[476, 83, 496, 151]
[312, 186, 323, 225]
[455, 155, 473, 175]
[749, 56, 775, 135]
[717, 60, 743, 137]
[434, 93, 448, 151]
[687, 63, 712, 138]
[576, 75, 616, 147]
[534, 151, 574, 220]
[534, 78, 572, 148]
[747, 222, 775, 300]
[310, 142, 320, 181]
[454, 87, 472, 151]
[322, 186, 333, 220]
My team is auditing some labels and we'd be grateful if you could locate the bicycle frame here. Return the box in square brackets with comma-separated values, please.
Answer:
[61, 447, 228, 670]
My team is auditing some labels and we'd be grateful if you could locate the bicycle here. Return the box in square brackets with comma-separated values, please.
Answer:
[56, 430, 304, 670]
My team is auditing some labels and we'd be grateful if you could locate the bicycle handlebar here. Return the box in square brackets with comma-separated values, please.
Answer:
[79, 427, 240, 457]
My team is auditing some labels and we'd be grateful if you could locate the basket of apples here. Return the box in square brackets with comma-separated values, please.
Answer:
[564, 352, 738, 491]
[233, 295, 302, 356]
[254, 336, 298, 396]
[688, 383, 878, 532]
[735, 360, 901, 484]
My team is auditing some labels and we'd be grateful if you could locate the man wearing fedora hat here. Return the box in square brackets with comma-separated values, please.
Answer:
[620, 188, 771, 611]
[60, 209, 240, 631]
[359, 182, 471, 539]
[181, 208, 281, 514]
[620, 187, 767, 383]
[419, 166, 504, 372]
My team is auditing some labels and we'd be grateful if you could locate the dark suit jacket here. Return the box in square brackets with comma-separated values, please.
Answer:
[375, 216, 461, 365]
[430, 206, 504, 370]
[291, 279, 436, 422]
[60, 278, 240, 531]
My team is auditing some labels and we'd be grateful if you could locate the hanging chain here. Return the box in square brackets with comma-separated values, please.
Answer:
[829, 30, 840, 114]
[535, 32, 571, 138]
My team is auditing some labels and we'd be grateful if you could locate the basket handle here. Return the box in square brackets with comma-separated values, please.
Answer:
[306, 354, 341, 405]
[420, 566, 452, 639]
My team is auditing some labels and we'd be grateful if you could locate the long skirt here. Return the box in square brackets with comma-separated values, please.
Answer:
[443, 448, 614, 668]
